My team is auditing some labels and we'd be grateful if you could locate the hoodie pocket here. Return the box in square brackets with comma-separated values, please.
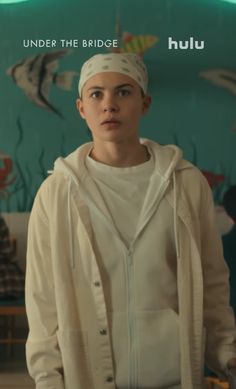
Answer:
[136, 309, 180, 388]
[56, 329, 94, 389]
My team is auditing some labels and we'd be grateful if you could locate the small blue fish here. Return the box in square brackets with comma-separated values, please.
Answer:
[6, 50, 78, 118]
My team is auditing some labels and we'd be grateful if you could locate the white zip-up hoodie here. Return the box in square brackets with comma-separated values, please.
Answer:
[26, 139, 236, 389]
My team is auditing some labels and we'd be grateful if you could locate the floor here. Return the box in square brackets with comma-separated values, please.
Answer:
[0, 345, 34, 389]
[0, 372, 34, 388]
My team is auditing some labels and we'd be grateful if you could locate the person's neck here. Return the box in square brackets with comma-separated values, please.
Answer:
[89, 141, 150, 167]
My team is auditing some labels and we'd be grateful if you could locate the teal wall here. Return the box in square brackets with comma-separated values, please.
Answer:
[0, 0, 236, 211]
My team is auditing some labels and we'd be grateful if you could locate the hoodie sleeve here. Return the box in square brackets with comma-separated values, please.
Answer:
[25, 181, 65, 389]
[200, 178, 236, 377]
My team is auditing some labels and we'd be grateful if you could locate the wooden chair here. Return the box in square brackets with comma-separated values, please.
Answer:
[0, 234, 27, 356]
[205, 376, 229, 389]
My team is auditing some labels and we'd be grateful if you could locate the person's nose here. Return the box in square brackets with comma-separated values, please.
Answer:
[103, 93, 119, 113]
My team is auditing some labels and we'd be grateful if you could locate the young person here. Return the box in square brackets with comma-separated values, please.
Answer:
[25, 53, 236, 389]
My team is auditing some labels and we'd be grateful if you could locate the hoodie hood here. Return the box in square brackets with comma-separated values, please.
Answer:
[52, 138, 190, 182]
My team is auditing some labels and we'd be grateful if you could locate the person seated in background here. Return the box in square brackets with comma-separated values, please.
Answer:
[0, 213, 25, 300]
[222, 185, 236, 318]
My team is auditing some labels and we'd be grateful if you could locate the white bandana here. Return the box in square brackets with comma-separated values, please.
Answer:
[78, 53, 148, 96]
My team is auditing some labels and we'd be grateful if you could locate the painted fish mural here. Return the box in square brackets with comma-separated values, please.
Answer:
[112, 32, 159, 56]
[200, 69, 236, 96]
[200, 68, 236, 132]
[6, 50, 78, 118]
[0, 152, 15, 196]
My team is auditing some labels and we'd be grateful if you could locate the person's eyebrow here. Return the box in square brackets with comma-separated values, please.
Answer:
[87, 83, 135, 91]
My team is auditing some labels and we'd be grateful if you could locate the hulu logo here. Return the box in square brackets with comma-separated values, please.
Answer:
[168, 37, 205, 50]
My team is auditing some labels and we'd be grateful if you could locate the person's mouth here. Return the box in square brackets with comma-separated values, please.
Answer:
[101, 118, 121, 125]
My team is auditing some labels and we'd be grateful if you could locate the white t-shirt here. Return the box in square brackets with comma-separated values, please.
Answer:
[85, 147, 154, 247]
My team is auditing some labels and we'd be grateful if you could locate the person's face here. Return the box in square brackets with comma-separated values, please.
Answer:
[76, 72, 151, 144]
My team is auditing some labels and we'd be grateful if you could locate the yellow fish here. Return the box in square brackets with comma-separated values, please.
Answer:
[112, 32, 159, 56]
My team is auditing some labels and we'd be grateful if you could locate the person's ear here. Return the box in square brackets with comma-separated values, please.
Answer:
[76, 98, 86, 120]
[142, 95, 152, 115]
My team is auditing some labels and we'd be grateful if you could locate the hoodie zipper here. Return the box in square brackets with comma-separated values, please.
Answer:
[126, 246, 137, 389]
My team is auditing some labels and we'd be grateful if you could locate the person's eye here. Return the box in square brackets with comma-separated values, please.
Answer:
[90, 91, 101, 98]
[118, 89, 131, 97]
